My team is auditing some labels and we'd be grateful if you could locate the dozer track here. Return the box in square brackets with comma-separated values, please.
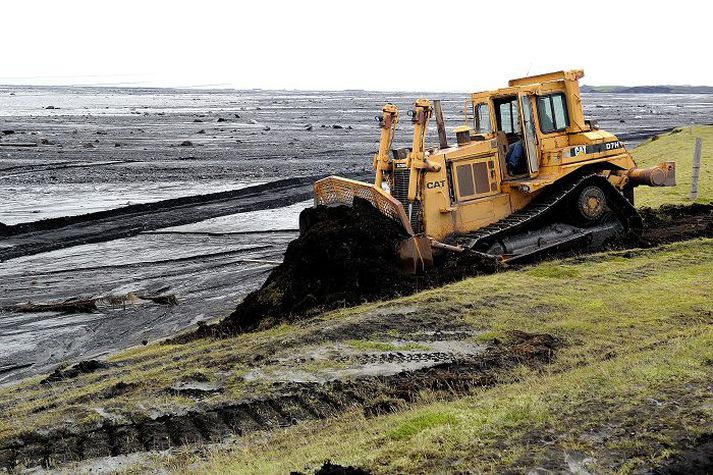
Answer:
[452, 173, 643, 262]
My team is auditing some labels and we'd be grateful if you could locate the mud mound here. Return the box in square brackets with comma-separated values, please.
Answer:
[313, 462, 371, 475]
[640, 202, 713, 244]
[655, 433, 713, 474]
[42, 360, 109, 384]
[291, 461, 371, 475]
[182, 198, 499, 340]
[640, 202, 713, 227]
[215, 198, 412, 334]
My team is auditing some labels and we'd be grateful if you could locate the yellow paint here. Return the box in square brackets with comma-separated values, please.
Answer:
[315, 70, 674, 243]
[373, 103, 399, 186]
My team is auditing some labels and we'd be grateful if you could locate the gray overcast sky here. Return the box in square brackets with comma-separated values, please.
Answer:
[1, 0, 711, 91]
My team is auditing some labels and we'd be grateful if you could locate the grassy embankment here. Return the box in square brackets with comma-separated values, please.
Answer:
[0, 126, 710, 474]
[633, 124, 711, 206]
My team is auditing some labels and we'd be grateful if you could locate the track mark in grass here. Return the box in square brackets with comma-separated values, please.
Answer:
[526, 265, 581, 279]
[0, 332, 555, 470]
[388, 411, 459, 440]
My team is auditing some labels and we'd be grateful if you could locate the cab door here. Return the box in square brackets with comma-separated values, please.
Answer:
[519, 93, 539, 176]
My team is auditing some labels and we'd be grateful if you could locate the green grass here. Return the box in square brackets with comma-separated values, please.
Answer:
[388, 411, 459, 441]
[136, 238, 711, 475]
[525, 263, 581, 278]
[632, 125, 713, 207]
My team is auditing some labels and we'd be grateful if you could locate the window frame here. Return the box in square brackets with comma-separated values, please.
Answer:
[474, 103, 491, 134]
[455, 163, 475, 198]
[496, 98, 519, 134]
[536, 93, 569, 134]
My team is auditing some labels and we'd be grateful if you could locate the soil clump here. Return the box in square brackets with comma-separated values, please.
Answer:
[186, 198, 499, 339]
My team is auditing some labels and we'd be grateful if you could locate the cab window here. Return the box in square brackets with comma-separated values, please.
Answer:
[495, 97, 520, 134]
[537, 93, 569, 133]
[474, 103, 491, 134]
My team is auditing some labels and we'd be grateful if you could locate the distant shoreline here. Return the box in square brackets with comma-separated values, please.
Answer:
[1, 83, 712, 95]
[581, 85, 713, 94]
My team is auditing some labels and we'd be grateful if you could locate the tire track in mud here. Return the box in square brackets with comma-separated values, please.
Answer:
[344, 352, 459, 365]
[0, 333, 556, 470]
[597, 245, 713, 285]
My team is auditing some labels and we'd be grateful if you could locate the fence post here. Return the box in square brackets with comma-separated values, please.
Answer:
[689, 137, 702, 201]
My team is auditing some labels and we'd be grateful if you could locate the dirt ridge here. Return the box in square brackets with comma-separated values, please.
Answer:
[1, 176, 311, 237]
[0, 173, 369, 263]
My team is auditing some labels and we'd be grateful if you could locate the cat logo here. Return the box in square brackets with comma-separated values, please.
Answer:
[573, 145, 587, 156]
[426, 180, 446, 189]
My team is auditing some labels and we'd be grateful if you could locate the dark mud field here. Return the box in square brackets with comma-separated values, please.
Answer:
[1, 85, 712, 386]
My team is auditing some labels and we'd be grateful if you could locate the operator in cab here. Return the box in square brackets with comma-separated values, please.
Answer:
[506, 132, 525, 175]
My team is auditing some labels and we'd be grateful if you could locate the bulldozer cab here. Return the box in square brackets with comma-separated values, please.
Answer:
[479, 93, 540, 180]
[471, 70, 592, 182]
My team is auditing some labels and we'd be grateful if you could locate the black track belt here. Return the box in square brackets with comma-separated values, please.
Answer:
[453, 173, 642, 254]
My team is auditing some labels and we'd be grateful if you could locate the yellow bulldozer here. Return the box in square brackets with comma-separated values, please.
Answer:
[309, 70, 676, 272]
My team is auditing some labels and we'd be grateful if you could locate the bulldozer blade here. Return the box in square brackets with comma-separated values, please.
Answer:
[397, 235, 433, 274]
[313, 176, 415, 236]
[312, 176, 435, 274]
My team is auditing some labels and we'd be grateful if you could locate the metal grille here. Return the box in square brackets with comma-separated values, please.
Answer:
[392, 168, 409, 205]
[392, 168, 423, 233]
[313, 176, 414, 235]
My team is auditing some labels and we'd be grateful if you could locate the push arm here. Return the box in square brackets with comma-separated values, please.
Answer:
[373, 103, 399, 186]
[407, 99, 440, 201]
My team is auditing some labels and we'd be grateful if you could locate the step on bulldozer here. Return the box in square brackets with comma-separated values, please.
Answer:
[309, 70, 676, 273]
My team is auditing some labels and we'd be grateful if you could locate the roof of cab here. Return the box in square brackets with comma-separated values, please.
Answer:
[470, 69, 584, 102]
[508, 69, 584, 87]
